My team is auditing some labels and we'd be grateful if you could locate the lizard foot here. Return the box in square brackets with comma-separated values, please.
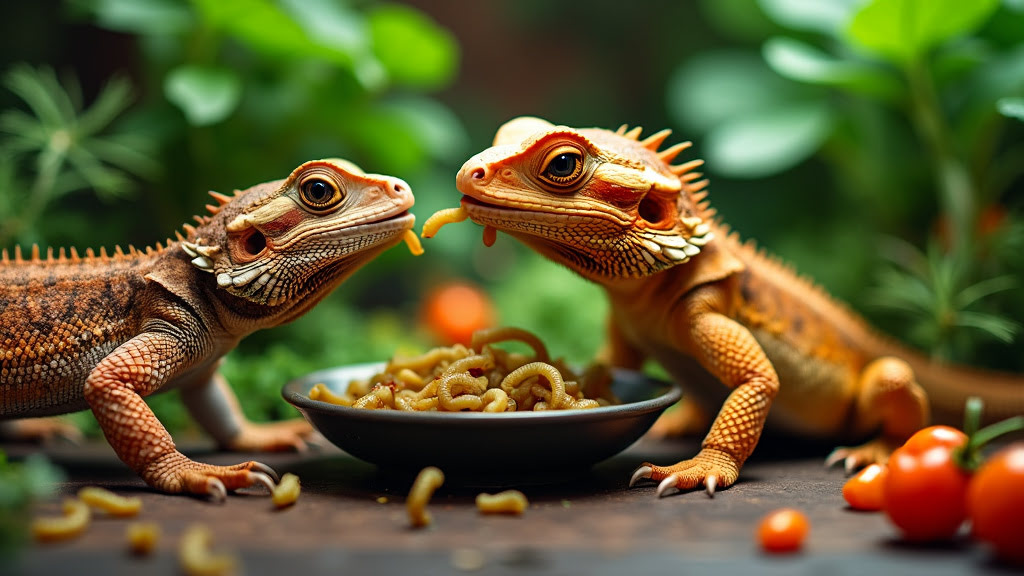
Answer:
[645, 399, 710, 440]
[0, 417, 84, 444]
[629, 448, 740, 498]
[225, 418, 315, 453]
[145, 452, 279, 501]
[825, 437, 899, 474]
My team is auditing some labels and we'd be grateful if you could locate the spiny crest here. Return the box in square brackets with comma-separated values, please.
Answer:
[1, 242, 147, 264]
[0, 192, 235, 266]
[615, 124, 709, 190]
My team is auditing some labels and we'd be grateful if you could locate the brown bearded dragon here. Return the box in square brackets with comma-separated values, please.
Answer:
[1, 158, 421, 499]
[423, 116, 1024, 497]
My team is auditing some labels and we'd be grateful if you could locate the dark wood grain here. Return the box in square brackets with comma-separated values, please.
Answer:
[3, 436, 1007, 576]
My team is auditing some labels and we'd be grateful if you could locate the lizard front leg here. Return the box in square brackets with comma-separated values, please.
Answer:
[632, 285, 779, 497]
[84, 331, 276, 500]
[180, 371, 314, 453]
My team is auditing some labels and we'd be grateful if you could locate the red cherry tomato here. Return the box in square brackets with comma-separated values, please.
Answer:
[421, 282, 496, 346]
[901, 425, 967, 452]
[967, 443, 1024, 565]
[757, 508, 809, 553]
[883, 430, 970, 542]
[842, 463, 887, 511]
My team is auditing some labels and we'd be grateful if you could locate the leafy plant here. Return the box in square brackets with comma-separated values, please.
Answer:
[866, 238, 1018, 360]
[669, 0, 1024, 365]
[0, 65, 157, 247]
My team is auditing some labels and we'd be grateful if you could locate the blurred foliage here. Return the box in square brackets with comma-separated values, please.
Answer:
[1, 0, 1022, 439]
[670, 0, 1024, 365]
[0, 451, 63, 555]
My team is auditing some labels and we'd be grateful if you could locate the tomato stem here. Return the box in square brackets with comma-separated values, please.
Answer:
[956, 396, 1024, 471]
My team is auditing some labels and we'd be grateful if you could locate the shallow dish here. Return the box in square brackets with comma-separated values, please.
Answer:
[282, 362, 681, 477]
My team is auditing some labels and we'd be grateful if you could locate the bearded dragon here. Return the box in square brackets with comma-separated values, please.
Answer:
[424, 116, 1024, 497]
[1, 158, 420, 499]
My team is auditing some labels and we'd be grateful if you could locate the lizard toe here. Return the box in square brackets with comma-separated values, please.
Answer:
[226, 418, 314, 453]
[146, 453, 281, 499]
[644, 449, 740, 497]
[825, 438, 897, 474]
[629, 465, 653, 487]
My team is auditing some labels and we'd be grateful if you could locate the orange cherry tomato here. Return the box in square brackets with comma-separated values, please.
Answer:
[842, 463, 887, 511]
[757, 508, 809, 553]
[967, 443, 1024, 565]
[883, 430, 970, 542]
[421, 282, 496, 346]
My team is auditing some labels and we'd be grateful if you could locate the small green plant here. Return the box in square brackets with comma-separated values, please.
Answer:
[0, 65, 157, 247]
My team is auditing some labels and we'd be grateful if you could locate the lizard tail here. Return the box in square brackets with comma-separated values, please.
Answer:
[907, 355, 1024, 426]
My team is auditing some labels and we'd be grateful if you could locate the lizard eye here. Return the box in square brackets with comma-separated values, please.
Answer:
[298, 176, 344, 212]
[539, 145, 585, 188]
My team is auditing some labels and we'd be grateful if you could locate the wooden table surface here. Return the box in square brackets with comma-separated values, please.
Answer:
[3, 436, 1010, 576]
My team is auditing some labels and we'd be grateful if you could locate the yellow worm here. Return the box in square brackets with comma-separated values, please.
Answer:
[407, 466, 445, 528]
[421, 206, 468, 238]
[403, 229, 424, 256]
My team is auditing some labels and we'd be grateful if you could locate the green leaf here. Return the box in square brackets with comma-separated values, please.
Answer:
[278, 0, 367, 56]
[847, 0, 1000, 63]
[3, 65, 75, 129]
[83, 0, 193, 35]
[757, 0, 861, 34]
[954, 311, 1020, 343]
[368, 4, 458, 89]
[700, 0, 776, 41]
[998, 97, 1024, 121]
[74, 75, 134, 137]
[763, 37, 901, 98]
[381, 97, 468, 163]
[192, 0, 352, 66]
[1007, 0, 1024, 12]
[955, 275, 1017, 309]
[703, 102, 833, 178]
[164, 66, 242, 126]
[667, 52, 805, 133]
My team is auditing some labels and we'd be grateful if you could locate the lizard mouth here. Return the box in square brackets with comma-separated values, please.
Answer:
[459, 196, 631, 228]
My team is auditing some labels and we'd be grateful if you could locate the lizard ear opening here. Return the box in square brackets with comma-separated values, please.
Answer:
[638, 195, 675, 229]
[229, 227, 267, 263]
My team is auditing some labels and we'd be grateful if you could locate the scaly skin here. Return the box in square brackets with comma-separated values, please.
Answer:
[1, 158, 416, 499]
[443, 117, 1024, 497]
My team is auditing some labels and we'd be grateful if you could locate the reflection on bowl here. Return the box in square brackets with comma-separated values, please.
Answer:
[282, 362, 681, 477]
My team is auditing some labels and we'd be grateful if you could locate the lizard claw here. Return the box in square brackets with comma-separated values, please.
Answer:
[825, 440, 894, 475]
[251, 462, 280, 484]
[250, 471, 277, 494]
[705, 474, 718, 497]
[629, 465, 653, 487]
[824, 447, 849, 469]
[145, 453, 282, 499]
[656, 474, 681, 498]
[207, 478, 227, 503]
[633, 449, 740, 498]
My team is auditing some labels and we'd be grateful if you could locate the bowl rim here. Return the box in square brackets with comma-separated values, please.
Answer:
[282, 361, 682, 426]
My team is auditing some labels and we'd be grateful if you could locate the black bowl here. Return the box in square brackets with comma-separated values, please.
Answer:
[282, 362, 681, 478]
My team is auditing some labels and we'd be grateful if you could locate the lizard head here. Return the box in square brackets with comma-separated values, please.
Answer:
[454, 117, 712, 281]
[180, 158, 416, 309]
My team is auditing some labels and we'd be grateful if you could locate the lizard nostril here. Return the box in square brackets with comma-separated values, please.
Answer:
[471, 167, 487, 180]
